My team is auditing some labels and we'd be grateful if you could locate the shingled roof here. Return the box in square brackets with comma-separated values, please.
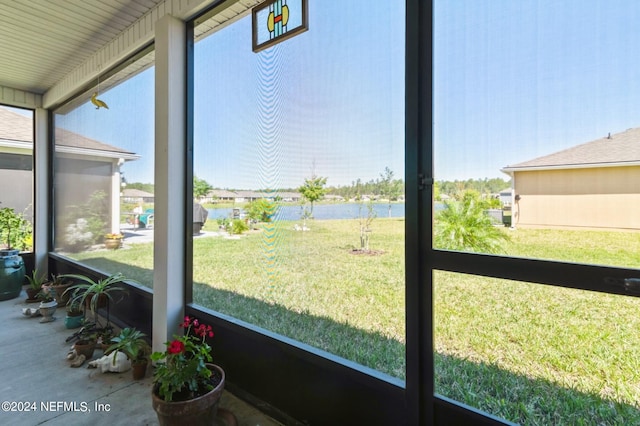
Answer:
[0, 106, 138, 160]
[502, 127, 640, 172]
[122, 188, 154, 198]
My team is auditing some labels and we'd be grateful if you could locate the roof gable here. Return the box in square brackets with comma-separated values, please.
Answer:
[0, 107, 32, 144]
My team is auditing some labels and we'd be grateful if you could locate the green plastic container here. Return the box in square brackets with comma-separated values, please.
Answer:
[0, 249, 25, 301]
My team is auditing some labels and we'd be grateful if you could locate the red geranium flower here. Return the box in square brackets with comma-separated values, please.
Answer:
[180, 316, 191, 328]
[167, 340, 185, 354]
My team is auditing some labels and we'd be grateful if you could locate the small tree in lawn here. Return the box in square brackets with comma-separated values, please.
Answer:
[300, 205, 312, 230]
[298, 175, 327, 218]
[379, 167, 402, 217]
[357, 196, 376, 252]
[193, 176, 213, 202]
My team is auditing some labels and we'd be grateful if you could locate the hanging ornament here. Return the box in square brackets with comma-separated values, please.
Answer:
[91, 73, 109, 109]
[91, 92, 109, 109]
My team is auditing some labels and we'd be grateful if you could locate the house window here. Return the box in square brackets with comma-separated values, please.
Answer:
[52, 51, 155, 287]
[192, 1, 406, 379]
[0, 106, 33, 252]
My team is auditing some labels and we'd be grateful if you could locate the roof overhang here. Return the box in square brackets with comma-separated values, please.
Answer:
[0, 139, 31, 152]
[0, 139, 140, 162]
[55, 146, 140, 162]
[501, 161, 640, 175]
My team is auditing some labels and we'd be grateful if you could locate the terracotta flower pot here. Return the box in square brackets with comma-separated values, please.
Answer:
[74, 339, 96, 359]
[132, 359, 148, 380]
[50, 282, 72, 305]
[26, 287, 39, 301]
[85, 293, 108, 310]
[152, 363, 225, 426]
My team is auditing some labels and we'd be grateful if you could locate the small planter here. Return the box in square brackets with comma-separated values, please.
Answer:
[38, 300, 57, 323]
[64, 314, 84, 329]
[84, 292, 108, 312]
[99, 332, 114, 352]
[132, 359, 148, 380]
[47, 282, 72, 306]
[104, 238, 122, 250]
[74, 339, 96, 359]
[25, 287, 40, 303]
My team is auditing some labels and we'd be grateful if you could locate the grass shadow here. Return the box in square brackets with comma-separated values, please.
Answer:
[435, 352, 640, 425]
[55, 256, 640, 425]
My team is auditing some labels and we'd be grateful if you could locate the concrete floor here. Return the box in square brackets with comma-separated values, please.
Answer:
[0, 289, 283, 426]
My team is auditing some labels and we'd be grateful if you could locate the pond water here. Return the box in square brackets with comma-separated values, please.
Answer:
[208, 202, 405, 222]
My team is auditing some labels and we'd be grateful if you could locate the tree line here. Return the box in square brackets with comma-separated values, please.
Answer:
[127, 175, 510, 204]
[435, 177, 510, 201]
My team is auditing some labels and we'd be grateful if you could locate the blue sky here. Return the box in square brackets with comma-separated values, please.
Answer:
[434, 0, 640, 181]
[193, 0, 404, 189]
[53, 1, 640, 187]
[53, 65, 155, 184]
[55, 1, 404, 189]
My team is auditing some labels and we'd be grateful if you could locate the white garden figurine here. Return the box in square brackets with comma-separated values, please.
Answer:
[88, 351, 131, 373]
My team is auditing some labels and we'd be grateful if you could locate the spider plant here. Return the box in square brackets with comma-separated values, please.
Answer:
[62, 273, 130, 327]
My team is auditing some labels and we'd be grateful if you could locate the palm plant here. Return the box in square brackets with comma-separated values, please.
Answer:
[434, 191, 510, 254]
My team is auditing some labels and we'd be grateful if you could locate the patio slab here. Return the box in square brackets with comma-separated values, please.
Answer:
[0, 290, 283, 426]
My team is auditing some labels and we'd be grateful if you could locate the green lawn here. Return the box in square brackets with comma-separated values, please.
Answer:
[71, 223, 640, 425]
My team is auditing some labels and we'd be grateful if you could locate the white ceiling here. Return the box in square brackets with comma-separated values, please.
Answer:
[0, 0, 259, 101]
[0, 0, 164, 94]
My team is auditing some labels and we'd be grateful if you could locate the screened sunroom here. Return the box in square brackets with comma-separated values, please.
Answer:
[1, 1, 639, 425]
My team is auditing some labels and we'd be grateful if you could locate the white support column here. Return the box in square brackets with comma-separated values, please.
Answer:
[153, 14, 186, 354]
[110, 160, 123, 234]
[34, 108, 48, 274]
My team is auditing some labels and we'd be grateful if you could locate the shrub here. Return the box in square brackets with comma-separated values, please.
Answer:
[0, 207, 32, 251]
[231, 219, 248, 235]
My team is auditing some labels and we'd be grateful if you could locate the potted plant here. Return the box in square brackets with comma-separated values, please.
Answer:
[103, 233, 124, 250]
[43, 273, 73, 306]
[37, 287, 57, 323]
[151, 316, 225, 425]
[64, 300, 84, 329]
[0, 207, 26, 301]
[73, 329, 97, 359]
[25, 269, 46, 302]
[62, 273, 129, 327]
[106, 327, 151, 380]
[98, 328, 115, 352]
